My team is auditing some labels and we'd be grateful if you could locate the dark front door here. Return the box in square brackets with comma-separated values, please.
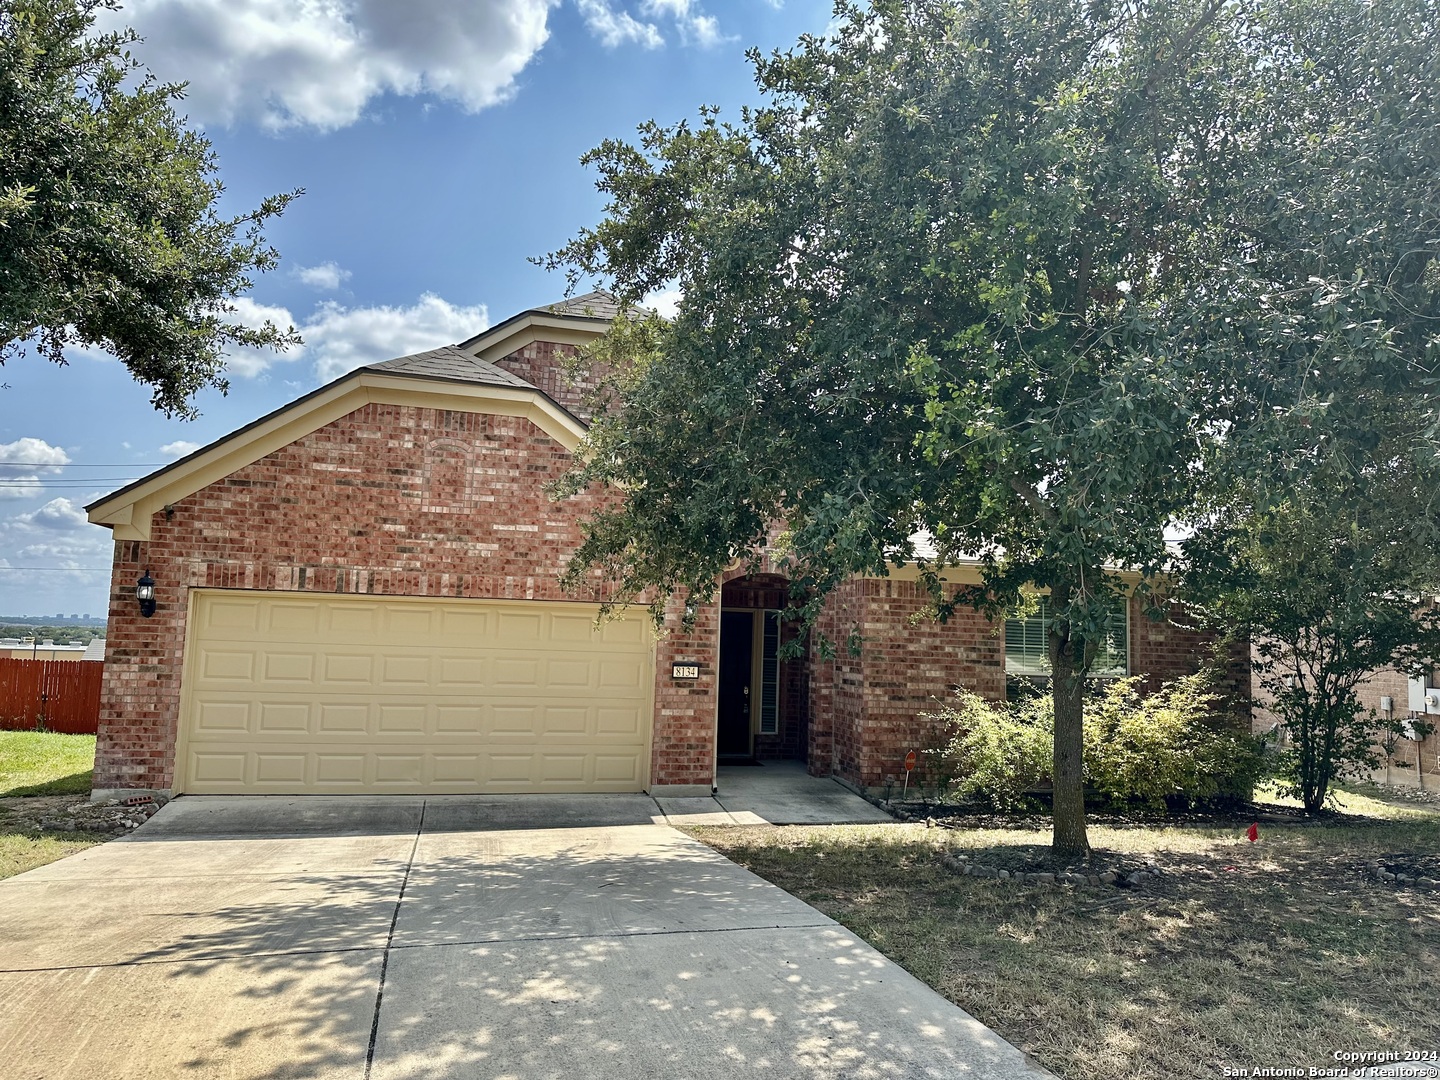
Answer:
[717, 611, 754, 758]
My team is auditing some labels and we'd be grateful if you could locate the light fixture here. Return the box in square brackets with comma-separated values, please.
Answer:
[136, 569, 156, 618]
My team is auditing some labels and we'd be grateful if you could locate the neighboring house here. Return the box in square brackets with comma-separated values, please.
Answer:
[0, 639, 91, 660]
[1252, 661, 1440, 791]
[85, 292, 1245, 801]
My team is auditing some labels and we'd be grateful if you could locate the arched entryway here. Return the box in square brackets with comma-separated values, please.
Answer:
[717, 574, 809, 764]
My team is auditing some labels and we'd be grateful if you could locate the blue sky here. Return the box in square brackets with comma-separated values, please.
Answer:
[0, 0, 833, 617]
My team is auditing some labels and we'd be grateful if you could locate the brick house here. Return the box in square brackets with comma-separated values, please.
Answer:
[85, 293, 1245, 800]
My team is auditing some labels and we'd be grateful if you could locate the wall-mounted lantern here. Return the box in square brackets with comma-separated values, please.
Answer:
[136, 569, 156, 618]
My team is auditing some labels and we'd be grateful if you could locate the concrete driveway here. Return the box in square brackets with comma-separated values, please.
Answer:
[0, 795, 1050, 1079]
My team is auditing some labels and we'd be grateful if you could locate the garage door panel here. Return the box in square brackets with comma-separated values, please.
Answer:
[543, 706, 589, 735]
[190, 751, 247, 784]
[595, 754, 643, 783]
[315, 754, 366, 785]
[381, 656, 431, 685]
[264, 600, 321, 636]
[435, 704, 484, 733]
[322, 654, 374, 685]
[204, 597, 262, 633]
[382, 604, 436, 639]
[255, 753, 307, 784]
[377, 704, 426, 732]
[200, 649, 254, 681]
[262, 651, 314, 682]
[257, 701, 311, 733]
[324, 603, 380, 636]
[436, 656, 487, 687]
[318, 703, 370, 733]
[181, 593, 654, 795]
[597, 706, 644, 736]
[194, 700, 251, 733]
[598, 658, 645, 689]
[497, 612, 543, 641]
[545, 659, 592, 688]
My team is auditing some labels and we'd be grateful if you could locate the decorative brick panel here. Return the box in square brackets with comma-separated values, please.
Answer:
[491, 341, 608, 421]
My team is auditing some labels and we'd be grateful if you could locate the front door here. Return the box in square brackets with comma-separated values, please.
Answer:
[717, 610, 754, 758]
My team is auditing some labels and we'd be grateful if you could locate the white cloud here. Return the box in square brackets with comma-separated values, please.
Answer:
[0, 438, 71, 498]
[159, 440, 203, 459]
[643, 286, 682, 320]
[102, 0, 557, 132]
[18, 498, 89, 532]
[220, 297, 304, 378]
[577, 0, 662, 47]
[305, 295, 490, 381]
[0, 438, 70, 475]
[222, 294, 489, 382]
[293, 262, 353, 291]
[640, 0, 726, 46]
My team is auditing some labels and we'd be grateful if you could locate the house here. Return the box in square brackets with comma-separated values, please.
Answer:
[0, 639, 92, 660]
[85, 293, 1244, 801]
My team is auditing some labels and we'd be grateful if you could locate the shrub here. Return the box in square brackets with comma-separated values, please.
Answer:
[925, 671, 1265, 812]
[924, 690, 1052, 810]
[1083, 673, 1265, 810]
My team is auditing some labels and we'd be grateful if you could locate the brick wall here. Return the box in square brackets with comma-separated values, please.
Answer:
[805, 584, 1250, 792]
[809, 579, 867, 780]
[94, 400, 716, 793]
[1130, 597, 1249, 707]
[650, 591, 721, 790]
[491, 340, 607, 421]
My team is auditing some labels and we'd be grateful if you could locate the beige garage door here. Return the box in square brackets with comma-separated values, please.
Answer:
[177, 591, 655, 795]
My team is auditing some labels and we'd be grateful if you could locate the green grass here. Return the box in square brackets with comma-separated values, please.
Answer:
[0, 731, 96, 797]
[0, 830, 102, 879]
[689, 797, 1440, 1080]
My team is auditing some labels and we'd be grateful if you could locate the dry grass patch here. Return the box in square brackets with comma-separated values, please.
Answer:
[688, 796, 1440, 1080]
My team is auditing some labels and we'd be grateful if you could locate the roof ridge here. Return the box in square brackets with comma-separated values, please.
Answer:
[363, 345, 537, 390]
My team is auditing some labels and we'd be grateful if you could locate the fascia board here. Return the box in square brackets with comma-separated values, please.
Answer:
[464, 314, 609, 363]
[87, 373, 587, 540]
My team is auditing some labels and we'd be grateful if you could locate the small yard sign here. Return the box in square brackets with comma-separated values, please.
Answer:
[671, 662, 700, 680]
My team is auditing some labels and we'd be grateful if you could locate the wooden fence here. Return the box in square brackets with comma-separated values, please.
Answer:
[0, 658, 103, 734]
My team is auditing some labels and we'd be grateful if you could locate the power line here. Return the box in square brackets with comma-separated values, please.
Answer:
[0, 463, 169, 468]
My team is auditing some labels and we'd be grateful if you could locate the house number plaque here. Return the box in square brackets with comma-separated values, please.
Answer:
[671, 663, 700, 679]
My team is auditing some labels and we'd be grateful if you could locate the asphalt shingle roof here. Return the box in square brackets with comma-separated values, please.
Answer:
[541, 290, 629, 321]
[363, 345, 536, 389]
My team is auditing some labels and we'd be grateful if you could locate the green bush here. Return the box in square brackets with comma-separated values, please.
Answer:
[924, 689, 1052, 810]
[925, 671, 1264, 811]
[1083, 674, 1265, 810]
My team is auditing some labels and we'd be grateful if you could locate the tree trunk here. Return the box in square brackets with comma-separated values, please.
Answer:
[1048, 586, 1091, 863]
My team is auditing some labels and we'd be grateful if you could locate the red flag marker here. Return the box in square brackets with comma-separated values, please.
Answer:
[1246, 822, 1259, 843]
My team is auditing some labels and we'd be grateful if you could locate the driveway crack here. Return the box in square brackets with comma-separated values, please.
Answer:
[364, 798, 426, 1079]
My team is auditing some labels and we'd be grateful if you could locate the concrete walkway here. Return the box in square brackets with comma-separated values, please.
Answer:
[0, 794, 1051, 1080]
[656, 759, 896, 826]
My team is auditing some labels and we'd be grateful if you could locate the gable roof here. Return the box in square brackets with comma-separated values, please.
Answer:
[364, 345, 535, 387]
[86, 292, 633, 540]
[541, 290, 630, 321]
[457, 290, 640, 362]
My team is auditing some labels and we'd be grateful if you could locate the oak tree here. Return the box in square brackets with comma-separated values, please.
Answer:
[0, 0, 299, 416]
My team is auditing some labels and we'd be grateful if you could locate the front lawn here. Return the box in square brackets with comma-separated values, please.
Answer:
[0, 731, 104, 879]
[0, 730, 96, 797]
[689, 788, 1440, 1080]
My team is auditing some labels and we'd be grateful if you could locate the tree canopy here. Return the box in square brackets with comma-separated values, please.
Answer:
[0, 0, 299, 417]
[546, 0, 1440, 858]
